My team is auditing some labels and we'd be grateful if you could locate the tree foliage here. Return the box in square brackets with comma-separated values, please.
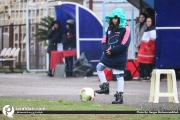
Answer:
[34, 16, 54, 45]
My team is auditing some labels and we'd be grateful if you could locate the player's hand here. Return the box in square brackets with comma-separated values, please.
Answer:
[106, 48, 111, 55]
[135, 44, 139, 48]
[52, 26, 55, 31]
[146, 46, 150, 50]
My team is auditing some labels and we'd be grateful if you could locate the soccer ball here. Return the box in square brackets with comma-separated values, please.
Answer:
[79, 87, 96, 101]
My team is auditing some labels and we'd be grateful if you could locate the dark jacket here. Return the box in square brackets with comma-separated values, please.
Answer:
[62, 28, 76, 50]
[100, 26, 131, 70]
[47, 28, 63, 53]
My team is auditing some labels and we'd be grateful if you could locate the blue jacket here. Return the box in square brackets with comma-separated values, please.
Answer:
[100, 26, 131, 70]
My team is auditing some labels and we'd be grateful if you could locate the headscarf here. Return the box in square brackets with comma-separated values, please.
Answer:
[139, 13, 148, 29]
[51, 20, 61, 30]
[145, 17, 155, 32]
[105, 8, 127, 28]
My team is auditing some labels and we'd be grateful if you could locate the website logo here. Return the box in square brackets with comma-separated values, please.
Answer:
[2, 105, 15, 118]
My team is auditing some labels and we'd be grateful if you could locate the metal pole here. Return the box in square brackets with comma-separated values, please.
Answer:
[131, 5, 135, 59]
[76, 5, 80, 58]
[89, 0, 93, 10]
[9, 24, 14, 72]
[1, 26, 3, 49]
[19, 25, 21, 68]
[9, 24, 13, 48]
[46, 6, 49, 71]
[26, 4, 36, 71]
[102, 0, 109, 36]
[35, 24, 39, 69]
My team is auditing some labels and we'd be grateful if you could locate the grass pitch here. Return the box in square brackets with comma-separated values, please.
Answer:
[0, 98, 179, 120]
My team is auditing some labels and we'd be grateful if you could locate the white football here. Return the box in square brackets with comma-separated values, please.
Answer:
[79, 87, 96, 101]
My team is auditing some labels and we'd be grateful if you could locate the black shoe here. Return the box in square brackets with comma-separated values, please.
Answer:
[145, 76, 151, 80]
[69, 71, 73, 76]
[66, 71, 69, 77]
[47, 73, 54, 77]
[139, 77, 146, 80]
[134, 77, 142, 81]
[47, 70, 53, 76]
[66, 71, 73, 77]
[141, 77, 151, 81]
[95, 82, 109, 94]
[112, 92, 123, 104]
[47, 71, 53, 77]
[49, 74, 53, 77]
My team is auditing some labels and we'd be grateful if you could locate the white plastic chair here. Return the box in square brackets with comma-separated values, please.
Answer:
[8, 48, 16, 57]
[0, 48, 7, 57]
[148, 69, 179, 103]
[13, 48, 20, 58]
[2, 48, 20, 72]
[4, 48, 20, 61]
[3, 48, 12, 57]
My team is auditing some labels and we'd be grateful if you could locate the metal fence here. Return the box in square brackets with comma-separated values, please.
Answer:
[0, 24, 47, 70]
[29, 24, 47, 70]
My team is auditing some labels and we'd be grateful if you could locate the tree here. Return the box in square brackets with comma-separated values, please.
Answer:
[34, 16, 54, 46]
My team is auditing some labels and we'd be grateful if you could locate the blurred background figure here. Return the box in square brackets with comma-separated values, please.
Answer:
[47, 21, 63, 77]
[143, 8, 155, 26]
[135, 13, 147, 80]
[137, 17, 156, 80]
[62, 19, 76, 76]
